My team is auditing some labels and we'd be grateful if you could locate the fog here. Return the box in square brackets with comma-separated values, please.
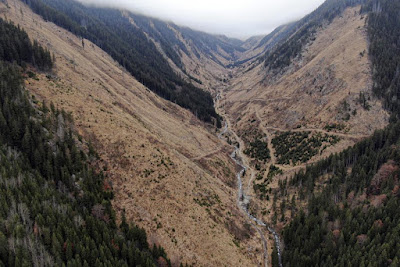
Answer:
[77, 0, 325, 39]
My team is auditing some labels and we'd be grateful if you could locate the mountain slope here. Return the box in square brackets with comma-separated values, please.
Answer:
[263, 0, 367, 72]
[122, 13, 247, 93]
[19, 0, 221, 124]
[0, 18, 170, 267]
[229, 23, 298, 69]
[214, 3, 390, 262]
[1, 0, 268, 265]
[281, 1, 400, 264]
[225, 5, 387, 147]
[215, 1, 399, 265]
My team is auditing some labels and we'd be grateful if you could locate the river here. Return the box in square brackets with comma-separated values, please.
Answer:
[216, 93, 283, 266]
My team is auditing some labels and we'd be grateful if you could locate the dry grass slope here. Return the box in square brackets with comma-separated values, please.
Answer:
[227, 7, 386, 130]
[216, 6, 390, 257]
[224, 6, 388, 161]
[1, 0, 269, 265]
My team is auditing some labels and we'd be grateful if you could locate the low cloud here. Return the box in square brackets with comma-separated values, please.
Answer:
[77, 0, 325, 38]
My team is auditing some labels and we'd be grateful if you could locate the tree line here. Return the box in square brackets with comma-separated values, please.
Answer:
[0, 17, 52, 70]
[0, 19, 173, 266]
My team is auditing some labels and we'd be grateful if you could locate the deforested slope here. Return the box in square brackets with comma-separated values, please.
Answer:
[0, 18, 170, 266]
[215, 3, 391, 262]
[19, 0, 220, 124]
[224, 5, 388, 155]
[281, 1, 400, 264]
[1, 0, 266, 265]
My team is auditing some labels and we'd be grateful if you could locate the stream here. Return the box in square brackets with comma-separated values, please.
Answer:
[230, 147, 282, 267]
[217, 93, 283, 266]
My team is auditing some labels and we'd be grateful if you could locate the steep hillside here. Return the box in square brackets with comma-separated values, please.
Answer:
[0, 0, 269, 266]
[18, 0, 251, 105]
[230, 23, 298, 69]
[281, 1, 400, 264]
[120, 12, 247, 93]
[263, 0, 367, 72]
[215, 1, 399, 265]
[224, 5, 388, 158]
[19, 0, 221, 124]
[215, 4, 390, 262]
[0, 18, 170, 267]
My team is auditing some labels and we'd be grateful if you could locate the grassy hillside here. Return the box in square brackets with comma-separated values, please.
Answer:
[280, 1, 400, 265]
[20, 0, 220, 124]
[263, 0, 367, 71]
[1, 1, 262, 265]
[0, 18, 170, 266]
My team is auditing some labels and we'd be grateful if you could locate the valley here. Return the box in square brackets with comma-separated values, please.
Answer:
[216, 93, 284, 267]
[0, 0, 399, 266]
[1, 0, 274, 266]
[206, 3, 391, 265]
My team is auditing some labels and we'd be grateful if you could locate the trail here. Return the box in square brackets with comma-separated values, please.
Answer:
[191, 148, 223, 160]
[253, 108, 277, 179]
[263, 126, 368, 140]
[254, 109, 319, 174]
[252, 105, 368, 141]
[216, 92, 283, 267]
[254, 108, 371, 173]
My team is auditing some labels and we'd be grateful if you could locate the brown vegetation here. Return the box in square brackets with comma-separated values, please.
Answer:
[2, 1, 268, 265]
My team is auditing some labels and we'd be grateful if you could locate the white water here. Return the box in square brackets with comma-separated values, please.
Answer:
[230, 147, 282, 267]
[218, 120, 282, 267]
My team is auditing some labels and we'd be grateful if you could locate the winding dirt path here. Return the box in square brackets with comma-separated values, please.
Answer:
[253, 108, 277, 179]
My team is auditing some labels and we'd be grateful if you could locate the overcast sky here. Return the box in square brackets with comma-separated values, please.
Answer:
[77, 0, 325, 39]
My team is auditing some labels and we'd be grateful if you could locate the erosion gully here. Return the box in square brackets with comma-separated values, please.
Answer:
[216, 93, 283, 267]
